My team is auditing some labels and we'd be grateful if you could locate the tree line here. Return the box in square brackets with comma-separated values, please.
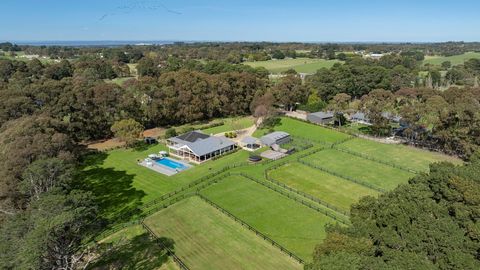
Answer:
[307, 155, 480, 269]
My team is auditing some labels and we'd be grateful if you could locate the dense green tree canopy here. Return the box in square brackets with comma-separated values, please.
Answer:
[308, 157, 480, 270]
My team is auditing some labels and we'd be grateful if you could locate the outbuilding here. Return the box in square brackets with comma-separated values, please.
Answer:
[307, 111, 335, 125]
[350, 112, 371, 125]
[240, 136, 261, 151]
[260, 131, 291, 146]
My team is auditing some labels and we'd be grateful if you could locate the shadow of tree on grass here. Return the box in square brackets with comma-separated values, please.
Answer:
[88, 233, 171, 270]
[75, 152, 146, 225]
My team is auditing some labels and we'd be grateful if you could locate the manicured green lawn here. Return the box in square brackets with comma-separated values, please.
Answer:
[144, 196, 302, 270]
[202, 116, 255, 134]
[303, 149, 415, 190]
[423, 52, 480, 66]
[79, 144, 250, 222]
[268, 162, 379, 212]
[253, 117, 351, 144]
[86, 117, 463, 267]
[200, 175, 338, 262]
[338, 138, 462, 172]
[244, 58, 340, 74]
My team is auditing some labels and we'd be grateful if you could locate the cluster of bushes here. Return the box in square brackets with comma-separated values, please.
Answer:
[199, 121, 225, 130]
[225, 131, 237, 138]
[164, 121, 226, 139]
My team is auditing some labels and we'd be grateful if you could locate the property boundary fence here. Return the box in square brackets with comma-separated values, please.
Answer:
[285, 116, 423, 174]
[333, 146, 419, 174]
[284, 115, 358, 138]
[297, 158, 386, 193]
[140, 193, 195, 217]
[141, 221, 190, 270]
[196, 193, 305, 265]
[94, 220, 142, 241]
[264, 169, 350, 217]
[232, 173, 350, 225]
[91, 141, 318, 244]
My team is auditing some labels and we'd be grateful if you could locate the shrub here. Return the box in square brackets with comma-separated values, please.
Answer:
[261, 116, 281, 129]
[165, 128, 177, 138]
[110, 119, 144, 146]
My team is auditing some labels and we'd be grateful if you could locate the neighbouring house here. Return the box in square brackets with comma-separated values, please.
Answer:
[240, 136, 261, 151]
[382, 112, 402, 123]
[166, 130, 237, 163]
[260, 131, 291, 146]
[307, 111, 335, 125]
[350, 112, 371, 125]
[365, 53, 384, 59]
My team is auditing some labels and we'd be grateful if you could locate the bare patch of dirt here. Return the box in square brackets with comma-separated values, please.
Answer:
[143, 127, 165, 138]
[87, 138, 125, 151]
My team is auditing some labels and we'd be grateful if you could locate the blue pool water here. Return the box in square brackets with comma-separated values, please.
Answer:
[155, 157, 188, 171]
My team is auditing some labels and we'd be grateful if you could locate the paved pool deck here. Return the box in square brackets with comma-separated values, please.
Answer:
[138, 158, 192, 176]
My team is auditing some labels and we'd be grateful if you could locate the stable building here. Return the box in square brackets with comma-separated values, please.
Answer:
[307, 111, 335, 125]
[167, 130, 236, 163]
[260, 131, 291, 146]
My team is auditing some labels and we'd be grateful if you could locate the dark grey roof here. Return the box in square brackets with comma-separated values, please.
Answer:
[309, 111, 334, 119]
[175, 131, 209, 142]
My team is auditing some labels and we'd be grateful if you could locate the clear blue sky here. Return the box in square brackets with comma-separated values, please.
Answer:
[1, 0, 480, 42]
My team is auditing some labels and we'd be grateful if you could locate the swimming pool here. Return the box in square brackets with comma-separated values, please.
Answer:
[155, 157, 188, 171]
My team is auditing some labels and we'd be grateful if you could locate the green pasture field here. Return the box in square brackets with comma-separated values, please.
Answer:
[253, 117, 351, 144]
[338, 138, 462, 172]
[79, 144, 250, 222]
[89, 115, 464, 267]
[302, 149, 415, 191]
[202, 116, 255, 134]
[244, 57, 340, 74]
[144, 196, 303, 270]
[423, 52, 480, 66]
[200, 174, 338, 261]
[268, 162, 380, 212]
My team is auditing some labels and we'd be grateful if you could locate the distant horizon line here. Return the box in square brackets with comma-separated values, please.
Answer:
[2, 39, 479, 46]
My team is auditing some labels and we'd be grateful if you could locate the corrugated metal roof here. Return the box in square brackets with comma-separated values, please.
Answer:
[168, 131, 236, 156]
[260, 131, 290, 146]
[241, 136, 259, 144]
[309, 111, 334, 119]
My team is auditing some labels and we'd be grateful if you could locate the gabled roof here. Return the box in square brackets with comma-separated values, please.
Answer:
[309, 111, 334, 119]
[187, 136, 235, 156]
[241, 136, 259, 145]
[260, 131, 290, 146]
[168, 131, 236, 157]
[351, 112, 369, 121]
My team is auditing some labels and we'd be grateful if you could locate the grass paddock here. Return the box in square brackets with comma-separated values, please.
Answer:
[144, 196, 302, 270]
[268, 162, 379, 212]
[201, 175, 339, 261]
[302, 149, 415, 190]
[338, 138, 462, 172]
[244, 58, 340, 74]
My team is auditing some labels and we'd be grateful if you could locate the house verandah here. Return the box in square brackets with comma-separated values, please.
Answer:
[166, 131, 237, 163]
